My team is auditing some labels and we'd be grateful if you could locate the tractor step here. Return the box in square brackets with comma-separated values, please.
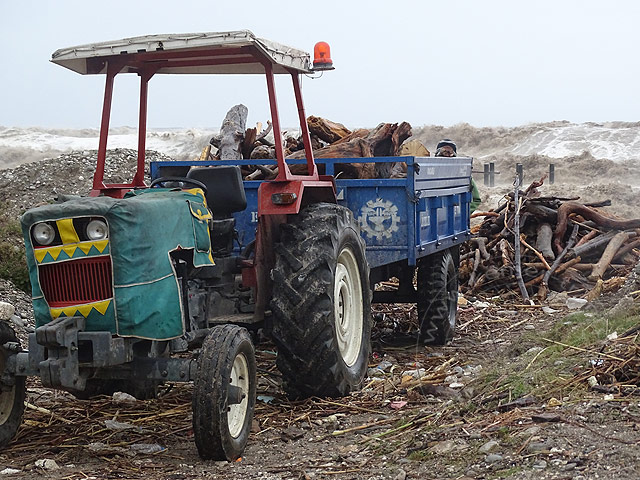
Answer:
[208, 312, 265, 326]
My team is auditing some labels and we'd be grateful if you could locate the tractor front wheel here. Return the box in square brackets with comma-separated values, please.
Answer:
[192, 325, 256, 461]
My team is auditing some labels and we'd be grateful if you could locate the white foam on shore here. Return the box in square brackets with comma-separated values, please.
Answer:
[3, 121, 640, 169]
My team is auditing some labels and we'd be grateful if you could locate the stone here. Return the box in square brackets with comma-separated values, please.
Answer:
[607, 296, 635, 318]
[35, 459, 60, 470]
[566, 297, 588, 310]
[532, 459, 547, 470]
[429, 440, 457, 454]
[0, 468, 21, 475]
[478, 440, 499, 453]
[0, 302, 15, 321]
[527, 442, 551, 453]
[484, 454, 503, 464]
[548, 291, 568, 307]
[112, 391, 137, 405]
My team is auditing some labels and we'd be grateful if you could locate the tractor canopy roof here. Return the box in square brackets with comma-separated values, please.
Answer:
[51, 30, 312, 75]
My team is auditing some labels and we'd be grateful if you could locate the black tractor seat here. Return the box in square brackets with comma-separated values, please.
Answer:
[187, 166, 247, 218]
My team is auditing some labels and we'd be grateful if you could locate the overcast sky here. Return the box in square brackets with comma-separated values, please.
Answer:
[1, 1, 639, 129]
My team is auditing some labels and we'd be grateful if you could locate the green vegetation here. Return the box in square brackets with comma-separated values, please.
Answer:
[0, 206, 29, 292]
[473, 310, 640, 404]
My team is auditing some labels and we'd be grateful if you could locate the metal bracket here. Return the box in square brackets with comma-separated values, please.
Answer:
[35, 316, 86, 390]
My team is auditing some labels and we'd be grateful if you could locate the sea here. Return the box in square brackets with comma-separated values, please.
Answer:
[2, 121, 640, 170]
[1, 120, 639, 217]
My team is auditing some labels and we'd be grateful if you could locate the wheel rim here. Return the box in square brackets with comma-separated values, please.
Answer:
[0, 386, 16, 425]
[334, 246, 364, 367]
[227, 352, 250, 438]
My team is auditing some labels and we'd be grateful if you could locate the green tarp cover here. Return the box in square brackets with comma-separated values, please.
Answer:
[21, 188, 213, 340]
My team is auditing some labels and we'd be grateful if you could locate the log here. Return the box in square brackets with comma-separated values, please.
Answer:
[520, 235, 551, 270]
[307, 116, 351, 144]
[468, 249, 481, 288]
[553, 201, 640, 254]
[210, 104, 248, 160]
[588, 231, 630, 281]
[473, 237, 490, 260]
[612, 238, 640, 263]
[526, 256, 581, 287]
[575, 229, 598, 247]
[524, 262, 627, 272]
[570, 230, 619, 259]
[287, 122, 412, 179]
[513, 182, 530, 302]
[536, 223, 555, 261]
[537, 225, 580, 298]
[524, 203, 558, 223]
[499, 238, 511, 266]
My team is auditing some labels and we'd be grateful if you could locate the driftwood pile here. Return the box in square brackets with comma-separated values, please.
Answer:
[205, 104, 413, 180]
[461, 176, 640, 301]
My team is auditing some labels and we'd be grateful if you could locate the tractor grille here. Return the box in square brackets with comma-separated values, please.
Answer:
[39, 256, 113, 307]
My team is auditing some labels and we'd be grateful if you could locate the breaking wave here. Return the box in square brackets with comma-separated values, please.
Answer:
[3, 122, 640, 189]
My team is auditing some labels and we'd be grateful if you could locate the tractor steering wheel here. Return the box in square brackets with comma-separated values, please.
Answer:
[150, 176, 208, 197]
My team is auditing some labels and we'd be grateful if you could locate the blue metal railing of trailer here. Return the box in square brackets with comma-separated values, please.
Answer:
[150, 156, 472, 268]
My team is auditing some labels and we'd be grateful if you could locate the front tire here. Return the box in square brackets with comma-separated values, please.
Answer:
[417, 247, 459, 345]
[271, 203, 372, 399]
[0, 322, 25, 448]
[192, 325, 256, 461]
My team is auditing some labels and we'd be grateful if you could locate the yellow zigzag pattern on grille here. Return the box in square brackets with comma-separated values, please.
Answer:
[34, 239, 109, 264]
[50, 299, 112, 319]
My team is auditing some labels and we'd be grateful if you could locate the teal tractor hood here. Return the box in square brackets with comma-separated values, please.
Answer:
[21, 188, 214, 340]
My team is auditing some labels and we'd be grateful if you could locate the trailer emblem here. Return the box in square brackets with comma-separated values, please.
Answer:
[358, 199, 400, 241]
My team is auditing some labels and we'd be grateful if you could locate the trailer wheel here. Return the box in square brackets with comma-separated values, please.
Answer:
[193, 325, 256, 461]
[271, 203, 372, 399]
[0, 322, 25, 448]
[417, 246, 459, 345]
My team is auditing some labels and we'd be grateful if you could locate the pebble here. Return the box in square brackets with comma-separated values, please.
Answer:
[524, 324, 536, 330]
[478, 440, 499, 453]
[0, 468, 21, 475]
[532, 459, 547, 470]
[518, 428, 541, 439]
[430, 440, 457, 454]
[484, 454, 503, 464]
[566, 297, 588, 310]
[35, 459, 60, 470]
[527, 442, 551, 453]
[112, 391, 137, 405]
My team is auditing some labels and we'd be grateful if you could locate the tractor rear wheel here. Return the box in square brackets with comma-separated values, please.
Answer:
[192, 325, 256, 461]
[271, 203, 371, 399]
[0, 322, 25, 448]
[417, 246, 459, 345]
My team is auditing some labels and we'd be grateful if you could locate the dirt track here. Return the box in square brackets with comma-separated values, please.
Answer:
[2, 296, 640, 480]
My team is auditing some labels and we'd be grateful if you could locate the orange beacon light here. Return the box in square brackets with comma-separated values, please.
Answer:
[312, 41, 334, 71]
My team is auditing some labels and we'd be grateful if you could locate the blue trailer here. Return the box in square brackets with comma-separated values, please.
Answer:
[151, 155, 472, 270]
[151, 154, 472, 344]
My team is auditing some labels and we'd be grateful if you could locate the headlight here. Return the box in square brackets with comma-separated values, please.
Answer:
[33, 223, 55, 246]
[86, 219, 108, 241]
